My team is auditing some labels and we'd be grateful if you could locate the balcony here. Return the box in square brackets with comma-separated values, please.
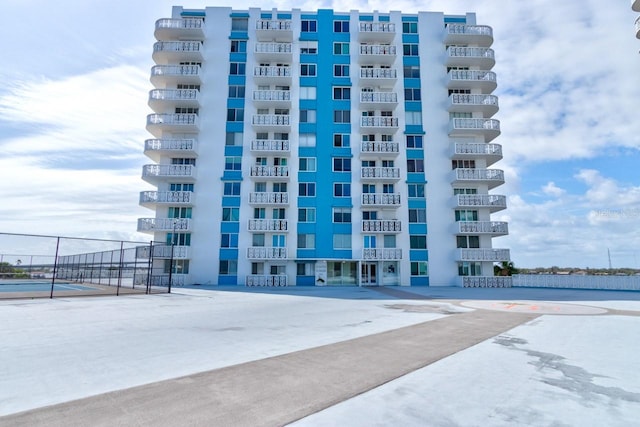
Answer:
[457, 248, 510, 262]
[146, 274, 188, 287]
[141, 164, 196, 184]
[359, 68, 397, 86]
[137, 218, 191, 233]
[449, 118, 500, 142]
[362, 220, 402, 233]
[139, 191, 193, 208]
[361, 116, 399, 131]
[247, 247, 288, 260]
[154, 18, 204, 41]
[444, 24, 493, 47]
[253, 66, 292, 85]
[446, 47, 495, 69]
[152, 41, 203, 64]
[148, 89, 200, 111]
[250, 165, 289, 179]
[460, 276, 512, 288]
[252, 114, 291, 131]
[246, 274, 289, 287]
[360, 91, 398, 109]
[144, 138, 197, 162]
[138, 244, 189, 260]
[255, 20, 293, 42]
[452, 142, 502, 167]
[146, 113, 199, 137]
[360, 167, 401, 181]
[248, 219, 288, 232]
[248, 192, 289, 205]
[448, 94, 498, 117]
[636, 15, 640, 39]
[360, 142, 399, 157]
[454, 221, 508, 236]
[359, 44, 397, 65]
[252, 90, 291, 108]
[634, 0, 640, 12]
[250, 139, 290, 155]
[358, 22, 396, 43]
[150, 65, 201, 86]
[361, 193, 401, 207]
[254, 42, 293, 61]
[362, 248, 402, 260]
[451, 168, 505, 189]
[447, 70, 497, 92]
[452, 194, 507, 212]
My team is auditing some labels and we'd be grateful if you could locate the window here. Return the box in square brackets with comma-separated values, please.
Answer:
[297, 234, 315, 249]
[454, 188, 477, 195]
[252, 234, 265, 247]
[228, 85, 245, 98]
[270, 265, 286, 275]
[334, 183, 351, 197]
[410, 235, 427, 249]
[230, 40, 247, 53]
[222, 208, 240, 222]
[301, 20, 317, 32]
[333, 42, 350, 55]
[362, 184, 375, 194]
[362, 210, 377, 220]
[299, 183, 316, 197]
[298, 208, 316, 222]
[300, 86, 316, 99]
[225, 132, 243, 146]
[452, 160, 475, 169]
[411, 262, 429, 276]
[407, 159, 424, 173]
[254, 208, 265, 219]
[170, 183, 194, 192]
[251, 262, 264, 275]
[334, 64, 350, 77]
[457, 236, 480, 249]
[334, 110, 351, 123]
[408, 184, 425, 198]
[272, 208, 285, 219]
[299, 133, 316, 147]
[223, 182, 241, 195]
[221, 233, 239, 248]
[166, 233, 190, 246]
[333, 158, 351, 172]
[300, 109, 316, 123]
[408, 209, 426, 223]
[363, 235, 377, 248]
[272, 234, 286, 247]
[297, 263, 315, 276]
[171, 158, 196, 165]
[384, 235, 396, 248]
[231, 18, 248, 31]
[168, 207, 192, 219]
[165, 259, 189, 274]
[333, 134, 350, 147]
[333, 234, 352, 249]
[406, 135, 423, 148]
[455, 210, 479, 221]
[458, 262, 482, 276]
[406, 111, 422, 125]
[333, 87, 351, 100]
[219, 260, 237, 275]
[225, 157, 242, 171]
[254, 182, 267, 192]
[229, 62, 246, 75]
[333, 207, 352, 223]
[299, 157, 316, 171]
[382, 184, 394, 194]
[300, 41, 318, 54]
[403, 65, 420, 78]
[300, 64, 317, 76]
[227, 108, 244, 122]
[334, 20, 350, 32]
[272, 182, 287, 192]
[402, 22, 418, 34]
[404, 88, 421, 101]
[403, 44, 419, 56]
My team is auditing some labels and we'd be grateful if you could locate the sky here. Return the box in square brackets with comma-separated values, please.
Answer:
[0, 0, 639, 269]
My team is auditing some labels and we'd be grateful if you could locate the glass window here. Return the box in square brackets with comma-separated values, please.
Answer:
[406, 135, 423, 148]
[229, 62, 246, 75]
[403, 44, 419, 56]
[298, 208, 316, 222]
[334, 20, 350, 32]
[333, 110, 351, 123]
[224, 157, 242, 171]
[299, 157, 317, 171]
[411, 262, 428, 276]
[403, 65, 420, 78]
[300, 41, 318, 54]
[333, 87, 351, 100]
[404, 88, 421, 101]
[408, 184, 425, 198]
[333, 158, 351, 172]
[332, 207, 352, 223]
[230, 40, 247, 53]
[297, 234, 316, 249]
[333, 42, 350, 55]
[226, 108, 244, 122]
[221, 233, 239, 248]
[223, 182, 241, 195]
[406, 111, 422, 125]
[222, 208, 240, 222]
[334, 183, 351, 197]
[408, 209, 426, 223]
[231, 18, 248, 31]
[301, 20, 317, 32]
[225, 132, 243, 146]
[334, 65, 350, 77]
[410, 235, 427, 249]
[300, 86, 317, 99]
[407, 159, 424, 173]
[219, 260, 237, 275]
[333, 134, 350, 147]
[300, 64, 317, 76]
[402, 22, 418, 34]
[333, 234, 352, 249]
[299, 134, 316, 147]
[300, 110, 317, 123]
[299, 183, 316, 197]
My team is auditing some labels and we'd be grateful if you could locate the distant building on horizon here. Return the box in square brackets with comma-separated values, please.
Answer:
[138, 6, 510, 288]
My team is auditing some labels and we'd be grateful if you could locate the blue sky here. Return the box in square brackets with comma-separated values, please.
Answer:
[0, 0, 639, 268]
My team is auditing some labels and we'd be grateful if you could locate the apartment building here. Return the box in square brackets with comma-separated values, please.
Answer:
[139, 6, 511, 287]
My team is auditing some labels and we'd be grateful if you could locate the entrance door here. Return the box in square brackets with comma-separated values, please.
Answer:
[361, 263, 377, 286]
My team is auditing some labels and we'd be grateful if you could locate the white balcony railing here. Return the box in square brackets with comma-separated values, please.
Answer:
[361, 167, 401, 180]
[449, 94, 498, 112]
[250, 139, 290, 153]
[360, 44, 397, 55]
[446, 46, 495, 68]
[150, 65, 201, 84]
[444, 24, 493, 46]
[460, 276, 512, 288]
[154, 18, 204, 40]
[142, 164, 195, 180]
[359, 22, 396, 34]
[253, 90, 291, 102]
[247, 247, 288, 259]
[362, 248, 402, 260]
[455, 221, 508, 235]
[449, 118, 500, 142]
[253, 66, 292, 79]
[152, 41, 203, 63]
[255, 42, 292, 55]
[139, 191, 193, 206]
[252, 115, 291, 126]
[250, 166, 289, 178]
[360, 92, 398, 104]
[453, 142, 502, 157]
[246, 274, 288, 287]
[453, 169, 505, 189]
[149, 88, 199, 102]
[248, 192, 289, 205]
[454, 194, 507, 211]
[457, 248, 510, 262]
[137, 218, 190, 233]
[447, 70, 497, 91]
[256, 20, 292, 30]
[360, 67, 397, 79]
[144, 138, 196, 152]
[361, 193, 401, 206]
[248, 219, 288, 232]
[360, 141, 399, 154]
[361, 117, 399, 128]
[362, 220, 402, 233]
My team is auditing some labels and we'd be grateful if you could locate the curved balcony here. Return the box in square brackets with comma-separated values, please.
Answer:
[254, 42, 292, 61]
[253, 66, 292, 85]
[252, 114, 291, 131]
[361, 116, 399, 132]
[247, 247, 288, 260]
[460, 276, 512, 288]
[360, 91, 398, 109]
[452, 168, 505, 189]
[444, 24, 493, 47]
[636, 15, 640, 39]
[146, 114, 199, 137]
[250, 165, 289, 179]
[137, 217, 191, 234]
[454, 221, 508, 236]
[361, 193, 401, 207]
[148, 89, 200, 111]
[250, 139, 290, 155]
[362, 248, 402, 260]
[152, 41, 203, 64]
[154, 18, 204, 41]
[150, 65, 201, 86]
[457, 248, 510, 262]
[359, 67, 397, 87]
[448, 94, 498, 117]
[449, 118, 500, 142]
[255, 20, 293, 42]
[359, 44, 397, 65]
[361, 220, 402, 233]
[144, 138, 197, 162]
[246, 275, 289, 287]
[248, 192, 289, 205]
[141, 164, 196, 184]
[447, 70, 497, 92]
[634, 0, 640, 12]
[248, 219, 288, 232]
[139, 191, 193, 208]
[360, 142, 399, 158]
[358, 22, 396, 43]
[452, 142, 502, 166]
[252, 90, 291, 108]
[360, 167, 401, 181]
[452, 194, 507, 212]
[140, 244, 189, 260]
[446, 47, 495, 69]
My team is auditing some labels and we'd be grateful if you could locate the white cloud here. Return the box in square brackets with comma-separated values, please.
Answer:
[541, 182, 566, 198]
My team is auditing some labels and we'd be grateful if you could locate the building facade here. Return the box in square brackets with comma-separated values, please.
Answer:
[139, 6, 511, 287]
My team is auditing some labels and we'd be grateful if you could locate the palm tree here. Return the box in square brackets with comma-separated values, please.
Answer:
[494, 261, 518, 276]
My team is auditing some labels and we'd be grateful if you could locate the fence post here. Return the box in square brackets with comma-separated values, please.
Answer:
[116, 241, 124, 296]
[146, 241, 153, 294]
[49, 237, 61, 299]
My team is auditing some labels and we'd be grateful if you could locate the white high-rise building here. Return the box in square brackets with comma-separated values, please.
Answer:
[139, 6, 510, 288]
